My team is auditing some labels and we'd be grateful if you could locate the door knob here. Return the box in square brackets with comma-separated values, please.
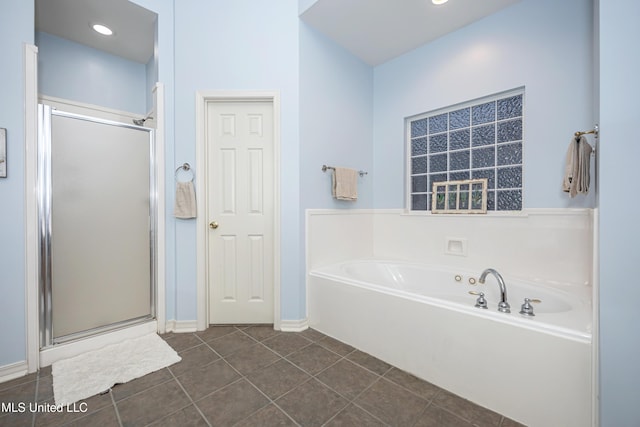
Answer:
[209, 221, 219, 229]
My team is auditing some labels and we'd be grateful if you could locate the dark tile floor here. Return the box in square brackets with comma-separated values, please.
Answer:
[0, 326, 526, 427]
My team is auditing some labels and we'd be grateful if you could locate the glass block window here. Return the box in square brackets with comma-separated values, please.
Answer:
[407, 89, 524, 211]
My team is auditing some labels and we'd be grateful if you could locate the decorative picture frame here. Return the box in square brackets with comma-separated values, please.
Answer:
[431, 178, 488, 214]
[0, 128, 6, 178]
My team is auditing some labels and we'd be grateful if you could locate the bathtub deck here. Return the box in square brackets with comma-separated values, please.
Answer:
[0, 325, 525, 427]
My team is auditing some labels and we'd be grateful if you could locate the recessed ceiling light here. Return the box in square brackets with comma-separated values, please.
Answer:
[92, 24, 114, 36]
[432, 0, 449, 4]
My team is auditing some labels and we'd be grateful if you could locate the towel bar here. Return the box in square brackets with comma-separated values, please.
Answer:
[574, 124, 598, 156]
[574, 124, 598, 138]
[322, 164, 368, 177]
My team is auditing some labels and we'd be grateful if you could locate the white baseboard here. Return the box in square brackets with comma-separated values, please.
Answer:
[279, 318, 308, 332]
[165, 320, 198, 333]
[164, 319, 303, 333]
[40, 321, 157, 367]
[0, 361, 29, 384]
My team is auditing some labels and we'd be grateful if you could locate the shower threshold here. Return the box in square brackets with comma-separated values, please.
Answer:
[50, 314, 155, 346]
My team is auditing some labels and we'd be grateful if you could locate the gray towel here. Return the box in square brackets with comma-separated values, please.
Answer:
[562, 136, 593, 198]
[174, 181, 196, 218]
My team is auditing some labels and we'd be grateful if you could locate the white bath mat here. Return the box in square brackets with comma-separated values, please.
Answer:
[52, 333, 181, 405]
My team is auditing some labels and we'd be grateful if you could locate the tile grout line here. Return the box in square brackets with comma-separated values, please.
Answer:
[223, 333, 321, 425]
[409, 401, 435, 427]
[340, 350, 451, 408]
[31, 371, 39, 427]
[433, 386, 509, 426]
[303, 347, 391, 426]
[224, 325, 300, 426]
[163, 328, 512, 427]
[193, 375, 269, 426]
[267, 402, 303, 427]
[162, 331, 210, 354]
[164, 328, 292, 426]
[236, 327, 314, 363]
[229, 373, 303, 427]
[425, 390, 490, 427]
[212, 342, 297, 425]
[197, 328, 270, 360]
[111, 373, 176, 404]
[112, 383, 176, 427]
[333, 375, 392, 426]
[266, 341, 354, 422]
[164, 352, 213, 427]
[245, 330, 392, 426]
[34, 368, 114, 427]
[116, 332, 217, 426]
[257, 332, 316, 359]
[380, 368, 443, 404]
[192, 333, 225, 360]
[22, 328, 498, 427]
[180, 331, 289, 426]
[306, 337, 445, 426]
[109, 389, 124, 427]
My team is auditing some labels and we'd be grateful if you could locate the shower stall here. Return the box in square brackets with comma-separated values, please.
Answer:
[38, 104, 156, 347]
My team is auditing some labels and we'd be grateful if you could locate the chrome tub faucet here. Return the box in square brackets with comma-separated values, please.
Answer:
[478, 268, 510, 313]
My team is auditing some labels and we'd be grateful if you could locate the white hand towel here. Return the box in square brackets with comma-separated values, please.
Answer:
[174, 181, 197, 218]
[332, 167, 358, 201]
[562, 136, 592, 198]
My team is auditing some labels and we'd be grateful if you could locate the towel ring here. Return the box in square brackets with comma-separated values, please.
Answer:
[175, 163, 194, 182]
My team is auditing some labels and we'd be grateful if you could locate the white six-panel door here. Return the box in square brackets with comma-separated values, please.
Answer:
[207, 101, 274, 324]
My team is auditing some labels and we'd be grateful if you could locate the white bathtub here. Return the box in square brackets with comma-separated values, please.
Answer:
[308, 260, 592, 427]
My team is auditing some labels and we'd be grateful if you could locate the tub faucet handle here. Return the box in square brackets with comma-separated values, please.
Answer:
[519, 298, 541, 316]
[468, 291, 488, 309]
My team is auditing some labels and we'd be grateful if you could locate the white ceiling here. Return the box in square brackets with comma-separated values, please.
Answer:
[301, 0, 521, 66]
[34, 0, 519, 67]
[35, 0, 156, 64]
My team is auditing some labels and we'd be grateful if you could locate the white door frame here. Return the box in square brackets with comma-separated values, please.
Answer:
[195, 91, 281, 331]
[25, 44, 40, 374]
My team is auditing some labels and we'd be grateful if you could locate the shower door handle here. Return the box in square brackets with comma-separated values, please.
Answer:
[209, 221, 219, 230]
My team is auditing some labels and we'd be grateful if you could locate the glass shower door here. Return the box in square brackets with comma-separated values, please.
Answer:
[39, 105, 155, 345]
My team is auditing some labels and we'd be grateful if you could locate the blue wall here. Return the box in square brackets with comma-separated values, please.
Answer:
[173, 0, 302, 321]
[372, 0, 595, 209]
[0, 0, 34, 367]
[36, 31, 148, 115]
[299, 22, 373, 313]
[599, 0, 640, 424]
[128, 0, 176, 321]
[299, 23, 374, 210]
